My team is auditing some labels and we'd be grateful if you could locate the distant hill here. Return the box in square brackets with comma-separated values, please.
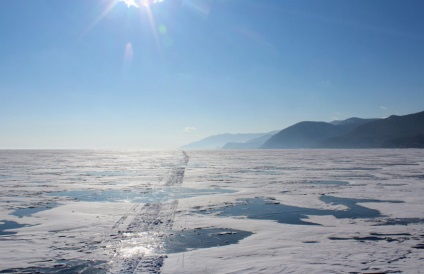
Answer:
[262, 122, 343, 149]
[223, 131, 279, 149]
[181, 133, 268, 150]
[262, 117, 381, 149]
[330, 118, 380, 132]
[318, 111, 424, 148]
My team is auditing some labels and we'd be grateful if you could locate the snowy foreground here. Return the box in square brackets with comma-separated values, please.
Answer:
[0, 150, 423, 273]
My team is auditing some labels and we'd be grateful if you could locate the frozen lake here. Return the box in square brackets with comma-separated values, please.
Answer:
[0, 149, 423, 273]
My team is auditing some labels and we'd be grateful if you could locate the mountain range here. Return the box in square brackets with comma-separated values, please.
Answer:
[262, 118, 380, 149]
[181, 110, 424, 149]
[316, 111, 424, 148]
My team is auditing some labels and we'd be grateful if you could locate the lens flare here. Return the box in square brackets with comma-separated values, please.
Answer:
[124, 42, 134, 65]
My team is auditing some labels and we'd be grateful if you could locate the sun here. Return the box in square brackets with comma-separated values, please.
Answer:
[84, 0, 165, 38]
[120, 0, 140, 8]
[120, 0, 164, 8]
[140, 0, 164, 7]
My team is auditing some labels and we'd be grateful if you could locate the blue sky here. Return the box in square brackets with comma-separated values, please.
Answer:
[0, 0, 423, 149]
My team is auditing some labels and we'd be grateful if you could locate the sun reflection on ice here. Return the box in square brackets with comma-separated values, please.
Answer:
[113, 232, 163, 259]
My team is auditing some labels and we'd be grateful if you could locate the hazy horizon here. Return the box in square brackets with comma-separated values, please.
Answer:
[1, 0, 423, 149]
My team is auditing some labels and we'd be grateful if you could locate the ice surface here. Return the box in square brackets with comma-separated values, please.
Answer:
[162, 228, 253, 254]
[305, 180, 349, 185]
[0, 149, 423, 273]
[0, 220, 28, 236]
[197, 195, 403, 226]
[10, 203, 58, 218]
[49, 187, 234, 203]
